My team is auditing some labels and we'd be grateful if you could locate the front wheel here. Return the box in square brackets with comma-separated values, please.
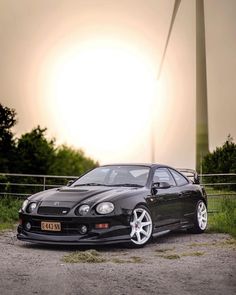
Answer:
[189, 200, 208, 234]
[130, 206, 153, 247]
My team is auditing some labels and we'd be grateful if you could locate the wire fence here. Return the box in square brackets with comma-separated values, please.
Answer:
[0, 172, 235, 213]
[0, 173, 77, 197]
[200, 173, 236, 213]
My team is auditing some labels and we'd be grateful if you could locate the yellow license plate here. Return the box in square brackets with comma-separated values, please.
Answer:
[41, 221, 61, 232]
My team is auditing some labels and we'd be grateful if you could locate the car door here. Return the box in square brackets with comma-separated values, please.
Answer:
[168, 168, 196, 225]
[146, 168, 181, 229]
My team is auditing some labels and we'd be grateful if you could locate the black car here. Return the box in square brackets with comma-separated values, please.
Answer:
[17, 164, 208, 247]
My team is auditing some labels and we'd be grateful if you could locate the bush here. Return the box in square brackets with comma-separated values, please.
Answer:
[202, 135, 236, 191]
[203, 135, 236, 174]
[0, 196, 23, 230]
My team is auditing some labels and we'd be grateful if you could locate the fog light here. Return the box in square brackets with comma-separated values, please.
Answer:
[79, 225, 88, 234]
[25, 222, 31, 230]
[78, 205, 90, 216]
[95, 223, 109, 229]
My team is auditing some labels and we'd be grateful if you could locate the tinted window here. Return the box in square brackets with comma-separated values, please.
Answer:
[169, 169, 189, 186]
[153, 168, 176, 186]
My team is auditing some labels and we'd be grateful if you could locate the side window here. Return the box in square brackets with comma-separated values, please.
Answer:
[153, 168, 176, 186]
[169, 169, 189, 186]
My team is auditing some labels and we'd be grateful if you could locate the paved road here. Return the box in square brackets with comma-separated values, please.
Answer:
[0, 230, 235, 295]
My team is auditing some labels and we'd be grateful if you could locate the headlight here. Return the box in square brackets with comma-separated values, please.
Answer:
[21, 200, 29, 211]
[78, 204, 90, 216]
[27, 202, 37, 213]
[21, 199, 29, 211]
[96, 202, 114, 215]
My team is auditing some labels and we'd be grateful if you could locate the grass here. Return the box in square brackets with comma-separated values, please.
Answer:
[62, 251, 143, 264]
[62, 250, 106, 263]
[155, 247, 175, 253]
[206, 187, 235, 213]
[0, 196, 23, 231]
[205, 187, 235, 194]
[111, 256, 142, 264]
[129, 256, 143, 263]
[222, 239, 236, 246]
[188, 239, 236, 250]
[181, 251, 204, 257]
[155, 245, 205, 260]
[111, 258, 127, 264]
[207, 197, 236, 238]
[159, 254, 181, 260]
[189, 242, 212, 247]
[156, 251, 204, 260]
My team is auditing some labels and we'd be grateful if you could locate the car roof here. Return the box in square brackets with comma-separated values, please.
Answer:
[100, 163, 171, 169]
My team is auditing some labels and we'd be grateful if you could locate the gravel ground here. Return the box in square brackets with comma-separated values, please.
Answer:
[0, 230, 235, 295]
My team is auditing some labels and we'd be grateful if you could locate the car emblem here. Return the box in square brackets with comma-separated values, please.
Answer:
[54, 202, 60, 206]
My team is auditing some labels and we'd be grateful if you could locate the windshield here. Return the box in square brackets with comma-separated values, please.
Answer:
[72, 165, 150, 187]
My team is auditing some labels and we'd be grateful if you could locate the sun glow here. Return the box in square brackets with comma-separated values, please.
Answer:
[45, 40, 159, 163]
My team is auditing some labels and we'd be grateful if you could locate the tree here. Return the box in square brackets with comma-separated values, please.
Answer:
[202, 135, 236, 191]
[49, 145, 98, 176]
[0, 103, 17, 172]
[15, 127, 98, 176]
[202, 135, 236, 173]
[16, 126, 55, 174]
[0, 103, 99, 177]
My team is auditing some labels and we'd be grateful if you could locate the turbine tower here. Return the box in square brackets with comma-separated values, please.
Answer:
[196, 0, 209, 171]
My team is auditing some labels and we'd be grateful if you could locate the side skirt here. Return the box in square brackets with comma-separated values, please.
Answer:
[152, 230, 171, 238]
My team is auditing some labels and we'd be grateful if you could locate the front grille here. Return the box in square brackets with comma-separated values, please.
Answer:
[37, 206, 70, 215]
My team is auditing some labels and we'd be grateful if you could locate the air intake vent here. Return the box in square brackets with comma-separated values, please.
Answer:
[37, 207, 70, 215]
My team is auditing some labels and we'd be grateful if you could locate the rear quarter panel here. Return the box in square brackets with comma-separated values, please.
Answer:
[181, 183, 207, 221]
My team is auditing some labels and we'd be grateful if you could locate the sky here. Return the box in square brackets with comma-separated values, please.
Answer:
[0, 0, 236, 169]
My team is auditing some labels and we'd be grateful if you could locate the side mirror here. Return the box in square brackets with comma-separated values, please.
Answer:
[158, 182, 171, 189]
[67, 180, 74, 186]
[151, 182, 171, 194]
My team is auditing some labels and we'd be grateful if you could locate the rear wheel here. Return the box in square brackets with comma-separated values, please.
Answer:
[189, 200, 207, 234]
[130, 206, 153, 246]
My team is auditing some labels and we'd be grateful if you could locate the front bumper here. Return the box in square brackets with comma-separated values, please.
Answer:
[17, 213, 131, 245]
[17, 231, 131, 245]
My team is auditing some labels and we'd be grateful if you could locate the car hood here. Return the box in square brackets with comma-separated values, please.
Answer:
[29, 185, 143, 207]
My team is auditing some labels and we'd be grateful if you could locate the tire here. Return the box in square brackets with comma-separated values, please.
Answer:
[129, 205, 153, 247]
[188, 200, 207, 234]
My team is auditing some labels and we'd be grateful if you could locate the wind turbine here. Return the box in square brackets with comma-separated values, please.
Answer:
[152, 0, 209, 172]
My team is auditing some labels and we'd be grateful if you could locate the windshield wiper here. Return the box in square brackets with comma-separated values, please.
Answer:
[110, 183, 143, 188]
[74, 183, 106, 187]
[74, 183, 143, 188]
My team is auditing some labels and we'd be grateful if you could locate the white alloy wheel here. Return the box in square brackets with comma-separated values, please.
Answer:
[130, 207, 153, 246]
[197, 201, 207, 230]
